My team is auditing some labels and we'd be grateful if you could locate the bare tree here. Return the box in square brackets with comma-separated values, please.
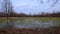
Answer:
[38, 0, 59, 8]
[47, 0, 59, 8]
[2, 0, 14, 17]
[1, 0, 14, 28]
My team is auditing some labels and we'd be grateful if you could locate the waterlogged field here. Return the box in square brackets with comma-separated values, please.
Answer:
[0, 17, 60, 29]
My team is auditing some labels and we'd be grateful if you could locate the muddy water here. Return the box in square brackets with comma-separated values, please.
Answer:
[14, 20, 60, 29]
[0, 19, 60, 29]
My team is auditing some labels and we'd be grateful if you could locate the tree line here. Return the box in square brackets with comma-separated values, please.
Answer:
[0, 11, 60, 17]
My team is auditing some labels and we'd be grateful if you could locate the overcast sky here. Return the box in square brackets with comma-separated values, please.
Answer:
[3, 0, 60, 14]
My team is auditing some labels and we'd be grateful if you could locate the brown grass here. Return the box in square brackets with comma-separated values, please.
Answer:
[0, 28, 60, 34]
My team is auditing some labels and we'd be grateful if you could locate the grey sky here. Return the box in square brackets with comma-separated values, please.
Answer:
[0, 0, 60, 14]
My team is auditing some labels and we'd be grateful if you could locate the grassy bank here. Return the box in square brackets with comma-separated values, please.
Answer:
[0, 17, 7, 22]
[33, 17, 60, 22]
[0, 17, 60, 22]
[0, 17, 26, 22]
[0, 28, 60, 34]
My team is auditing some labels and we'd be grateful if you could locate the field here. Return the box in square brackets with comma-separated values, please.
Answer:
[0, 17, 60, 34]
[0, 17, 60, 21]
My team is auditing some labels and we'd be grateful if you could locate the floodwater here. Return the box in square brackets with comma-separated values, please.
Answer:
[0, 18, 60, 29]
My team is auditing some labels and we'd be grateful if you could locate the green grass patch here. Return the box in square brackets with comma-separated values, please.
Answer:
[33, 17, 60, 22]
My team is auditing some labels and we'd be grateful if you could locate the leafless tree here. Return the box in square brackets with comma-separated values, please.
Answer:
[47, 0, 59, 8]
[2, 0, 14, 17]
[38, 0, 59, 8]
[1, 0, 14, 28]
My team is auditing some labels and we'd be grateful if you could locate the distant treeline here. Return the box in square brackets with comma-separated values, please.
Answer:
[0, 12, 60, 17]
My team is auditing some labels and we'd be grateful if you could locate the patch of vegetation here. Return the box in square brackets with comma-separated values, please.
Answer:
[34, 17, 60, 22]
[18, 18, 26, 20]
[0, 17, 7, 22]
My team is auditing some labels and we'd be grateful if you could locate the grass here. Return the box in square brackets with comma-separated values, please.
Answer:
[16, 17, 26, 20]
[0, 17, 7, 22]
[0, 17, 26, 22]
[0, 28, 60, 34]
[33, 17, 60, 22]
[0, 17, 16, 22]
[0, 17, 60, 22]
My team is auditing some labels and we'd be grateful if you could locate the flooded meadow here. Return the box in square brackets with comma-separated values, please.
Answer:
[0, 17, 60, 29]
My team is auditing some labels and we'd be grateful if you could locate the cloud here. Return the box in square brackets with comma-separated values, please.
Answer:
[11, 0, 60, 14]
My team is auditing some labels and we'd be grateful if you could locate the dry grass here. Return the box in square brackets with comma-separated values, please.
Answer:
[0, 17, 60, 22]
[0, 28, 60, 34]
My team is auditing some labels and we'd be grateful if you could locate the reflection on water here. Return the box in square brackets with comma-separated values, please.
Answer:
[15, 20, 60, 29]
[0, 19, 60, 29]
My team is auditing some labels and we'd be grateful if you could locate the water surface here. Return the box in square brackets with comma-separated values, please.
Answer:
[0, 18, 60, 29]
